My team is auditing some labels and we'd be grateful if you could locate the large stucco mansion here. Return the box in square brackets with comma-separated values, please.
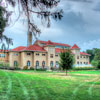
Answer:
[0, 40, 90, 69]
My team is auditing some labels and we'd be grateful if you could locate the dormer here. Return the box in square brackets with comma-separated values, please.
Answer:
[71, 44, 80, 55]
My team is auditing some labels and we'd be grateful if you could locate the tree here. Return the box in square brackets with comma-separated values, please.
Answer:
[2, 0, 63, 38]
[0, 4, 13, 50]
[59, 49, 74, 75]
[91, 48, 100, 69]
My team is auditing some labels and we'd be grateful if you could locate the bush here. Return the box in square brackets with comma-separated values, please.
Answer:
[50, 67, 59, 71]
[91, 60, 100, 69]
[72, 67, 95, 70]
[30, 67, 34, 70]
[36, 68, 47, 71]
[23, 66, 28, 70]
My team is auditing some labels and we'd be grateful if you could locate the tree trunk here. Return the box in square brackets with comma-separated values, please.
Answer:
[66, 69, 67, 76]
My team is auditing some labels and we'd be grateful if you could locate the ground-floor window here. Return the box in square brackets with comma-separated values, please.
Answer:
[14, 61, 18, 67]
[42, 61, 45, 67]
[50, 61, 53, 67]
[27, 61, 31, 67]
[36, 61, 39, 67]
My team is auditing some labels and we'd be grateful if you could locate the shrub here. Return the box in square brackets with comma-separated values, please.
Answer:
[23, 66, 28, 70]
[30, 67, 34, 70]
[36, 68, 47, 71]
[72, 67, 95, 70]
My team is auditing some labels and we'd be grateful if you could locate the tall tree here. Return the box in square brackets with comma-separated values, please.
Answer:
[0, 3, 13, 50]
[2, 0, 63, 38]
[59, 49, 74, 75]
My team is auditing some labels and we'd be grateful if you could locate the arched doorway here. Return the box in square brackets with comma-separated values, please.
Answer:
[27, 61, 31, 67]
[42, 61, 45, 68]
[36, 61, 39, 69]
[14, 61, 18, 67]
[50, 61, 53, 67]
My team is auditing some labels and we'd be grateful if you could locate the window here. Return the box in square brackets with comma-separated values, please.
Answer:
[27, 61, 30, 67]
[36, 53, 39, 56]
[56, 61, 58, 65]
[27, 53, 31, 55]
[14, 61, 18, 67]
[77, 62, 79, 64]
[80, 56, 82, 58]
[86, 62, 88, 65]
[84, 56, 85, 58]
[86, 56, 88, 58]
[77, 56, 79, 59]
[84, 62, 86, 64]
[42, 61, 45, 67]
[14, 53, 18, 56]
[36, 61, 39, 67]
[80, 62, 82, 64]
[55, 54, 58, 57]
[50, 61, 53, 67]
[42, 54, 45, 56]
[50, 54, 53, 58]
[0, 54, 5, 58]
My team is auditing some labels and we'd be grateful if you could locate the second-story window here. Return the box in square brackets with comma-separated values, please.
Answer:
[42, 54, 45, 56]
[27, 53, 31, 55]
[14, 53, 18, 56]
[50, 54, 53, 58]
[77, 56, 79, 59]
[55, 54, 58, 57]
[36, 53, 39, 56]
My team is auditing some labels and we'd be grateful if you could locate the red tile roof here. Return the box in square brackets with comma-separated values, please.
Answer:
[71, 44, 80, 49]
[37, 40, 70, 47]
[22, 44, 46, 52]
[55, 48, 61, 53]
[11, 46, 26, 51]
[80, 52, 90, 56]
[0, 50, 8, 52]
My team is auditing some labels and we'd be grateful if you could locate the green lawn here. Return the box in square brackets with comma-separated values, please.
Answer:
[0, 70, 100, 100]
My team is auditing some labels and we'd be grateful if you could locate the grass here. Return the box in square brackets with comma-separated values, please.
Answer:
[0, 70, 100, 100]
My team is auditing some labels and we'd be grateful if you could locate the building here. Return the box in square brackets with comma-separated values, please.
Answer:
[0, 40, 90, 69]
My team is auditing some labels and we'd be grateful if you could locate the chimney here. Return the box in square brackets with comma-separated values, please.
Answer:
[27, 32, 32, 46]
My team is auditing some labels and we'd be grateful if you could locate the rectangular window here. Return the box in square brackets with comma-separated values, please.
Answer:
[14, 53, 18, 56]
[55, 54, 58, 57]
[0, 54, 5, 58]
[42, 54, 45, 56]
[36, 53, 39, 56]
[50, 54, 53, 58]
[86, 56, 88, 58]
[77, 56, 79, 59]
[80, 56, 82, 58]
[84, 56, 85, 58]
[84, 62, 86, 64]
[80, 62, 82, 64]
[27, 53, 31, 55]
[77, 62, 79, 64]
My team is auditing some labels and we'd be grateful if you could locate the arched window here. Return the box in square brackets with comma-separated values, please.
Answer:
[42, 61, 45, 67]
[27, 61, 30, 67]
[14, 61, 18, 67]
[36, 61, 39, 67]
[50, 61, 53, 67]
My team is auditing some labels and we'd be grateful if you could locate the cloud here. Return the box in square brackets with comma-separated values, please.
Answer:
[3, 0, 100, 51]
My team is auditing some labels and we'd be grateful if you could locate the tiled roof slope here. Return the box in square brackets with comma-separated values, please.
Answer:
[0, 50, 8, 52]
[11, 46, 26, 51]
[22, 44, 46, 52]
[71, 44, 80, 49]
[80, 52, 90, 56]
[37, 40, 71, 47]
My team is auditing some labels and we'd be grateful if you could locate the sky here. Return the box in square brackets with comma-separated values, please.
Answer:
[3, 0, 100, 51]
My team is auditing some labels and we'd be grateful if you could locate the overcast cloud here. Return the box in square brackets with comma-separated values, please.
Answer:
[3, 0, 100, 51]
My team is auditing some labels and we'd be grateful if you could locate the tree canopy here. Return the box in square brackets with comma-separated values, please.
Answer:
[59, 49, 74, 75]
